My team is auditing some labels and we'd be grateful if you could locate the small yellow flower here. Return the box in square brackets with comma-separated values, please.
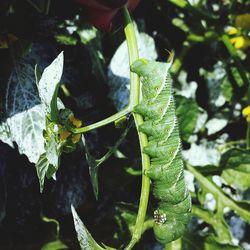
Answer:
[59, 130, 71, 141]
[242, 105, 250, 116]
[235, 13, 250, 29]
[242, 105, 250, 122]
[227, 27, 238, 35]
[230, 36, 250, 49]
[69, 114, 82, 128]
[71, 134, 81, 144]
[58, 113, 82, 143]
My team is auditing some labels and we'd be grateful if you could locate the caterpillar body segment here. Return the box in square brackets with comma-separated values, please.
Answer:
[131, 59, 191, 244]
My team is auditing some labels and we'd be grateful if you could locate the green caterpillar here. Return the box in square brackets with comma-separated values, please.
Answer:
[131, 57, 192, 244]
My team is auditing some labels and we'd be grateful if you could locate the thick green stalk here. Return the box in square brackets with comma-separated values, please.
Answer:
[71, 107, 131, 133]
[123, 7, 151, 250]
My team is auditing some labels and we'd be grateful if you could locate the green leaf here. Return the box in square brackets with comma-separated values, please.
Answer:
[5, 59, 46, 163]
[50, 83, 60, 122]
[231, 67, 244, 87]
[78, 25, 106, 83]
[204, 235, 242, 250]
[41, 240, 68, 250]
[115, 203, 137, 235]
[55, 34, 77, 45]
[36, 132, 60, 192]
[193, 203, 233, 243]
[36, 153, 53, 192]
[82, 124, 131, 199]
[81, 135, 99, 200]
[221, 76, 233, 102]
[175, 95, 199, 141]
[36, 52, 64, 114]
[187, 165, 250, 223]
[220, 148, 250, 190]
[114, 203, 153, 236]
[71, 205, 104, 250]
[183, 233, 241, 250]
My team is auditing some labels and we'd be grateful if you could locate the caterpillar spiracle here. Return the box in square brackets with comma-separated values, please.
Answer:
[131, 57, 192, 244]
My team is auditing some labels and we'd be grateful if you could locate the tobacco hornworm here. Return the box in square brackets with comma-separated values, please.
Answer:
[131, 57, 192, 244]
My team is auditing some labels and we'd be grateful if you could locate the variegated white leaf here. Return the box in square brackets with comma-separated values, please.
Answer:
[5, 60, 45, 163]
[37, 51, 64, 112]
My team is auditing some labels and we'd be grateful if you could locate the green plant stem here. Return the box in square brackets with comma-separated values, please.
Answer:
[25, 0, 42, 13]
[187, 164, 250, 223]
[218, 139, 246, 152]
[221, 34, 249, 96]
[71, 106, 131, 133]
[45, 0, 51, 15]
[129, 219, 154, 236]
[221, 34, 250, 148]
[192, 205, 232, 242]
[123, 7, 151, 250]
[171, 42, 191, 76]
[247, 123, 250, 149]
[168, 0, 218, 22]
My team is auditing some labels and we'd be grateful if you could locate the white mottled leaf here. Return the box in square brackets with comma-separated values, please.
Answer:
[36, 153, 50, 192]
[5, 60, 46, 163]
[183, 143, 220, 166]
[205, 118, 228, 135]
[0, 121, 14, 147]
[46, 133, 59, 167]
[36, 151, 59, 192]
[37, 51, 64, 112]
[108, 24, 157, 110]
[71, 205, 104, 250]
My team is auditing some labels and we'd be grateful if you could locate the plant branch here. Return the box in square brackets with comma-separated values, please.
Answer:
[221, 34, 249, 96]
[25, 0, 42, 13]
[187, 164, 250, 223]
[123, 7, 151, 250]
[247, 123, 250, 149]
[45, 0, 51, 15]
[221, 34, 250, 148]
[168, 0, 219, 22]
[71, 106, 131, 133]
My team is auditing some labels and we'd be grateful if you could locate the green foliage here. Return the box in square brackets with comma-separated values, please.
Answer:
[1, 0, 250, 249]
[82, 123, 131, 200]
[220, 148, 250, 190]
[71, 206, 106, 250]
[3, 59, 46, 163]
[41, 241, 69, 250]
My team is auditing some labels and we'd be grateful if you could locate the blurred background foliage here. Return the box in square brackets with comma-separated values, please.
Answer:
[0, 0, 250, 249]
